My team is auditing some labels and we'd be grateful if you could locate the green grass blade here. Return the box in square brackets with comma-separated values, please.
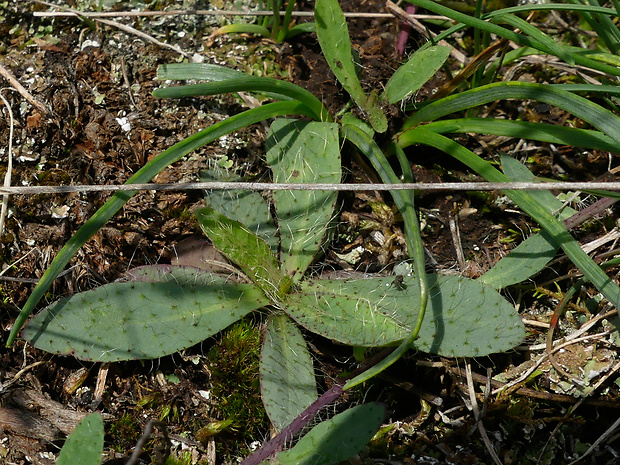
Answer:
[565, 0, 620, 54]
[276, 0, 299, 42]
[398, 128, 620, 308]
[6, 101, 310, 347]
[154, 74, 330, 122]
[414, 118, 619, 153]
[554, 83, 620, 95]
[405, 0, 620, 76]
[340, 124, 428, 389]
[402, 82, 620, 148]
[501, 154, 576, 221]
[209, 23, 271, 40]
[493, 13, 574, 65]
[285, 22, 316, 38]
[403, 0, 553, 53]
[157, 63, 248, 81]
[484, 2, 614, 16]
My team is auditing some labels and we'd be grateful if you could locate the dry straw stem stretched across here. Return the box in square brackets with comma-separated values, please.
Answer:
[2, 181, 620, 195]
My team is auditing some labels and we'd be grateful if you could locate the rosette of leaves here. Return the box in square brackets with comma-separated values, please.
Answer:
[21, 117, 524, 463]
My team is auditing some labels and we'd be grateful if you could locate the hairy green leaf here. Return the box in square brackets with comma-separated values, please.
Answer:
[266, 119, 341, 279]
[8, 101, 312, 348]
[22, 281, 268, 361]
[385, 45, 452, 104]
[202, 169, 279, 253]
[57, 413, 104, 465]
[196, 207, 289, 299]
[261, 313, 318, 432]
[276, 403, 385, 465]
[283, 274, 525, 357]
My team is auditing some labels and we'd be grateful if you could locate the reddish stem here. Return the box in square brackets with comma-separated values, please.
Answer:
[396, 5, 416, 56]
[241, 383, 345, 465]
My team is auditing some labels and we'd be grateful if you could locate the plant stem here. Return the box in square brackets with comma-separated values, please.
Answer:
[240, 383, 345, 465]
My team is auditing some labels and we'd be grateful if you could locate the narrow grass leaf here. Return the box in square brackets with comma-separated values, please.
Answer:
[405, 0, 620, 76]
[493, 13, 575, 65]
[402, 82, 620, 148]
[157, 62, 249, 81]
[501, 154, 577, 221]
[418, 119, 620, 154]
[208, 23, 271, 40]
[154, 72, 329, 122]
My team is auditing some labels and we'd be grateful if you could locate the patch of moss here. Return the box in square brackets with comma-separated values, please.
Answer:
[207, 318, 269, 460]
[164, 450, 210, 465]
[108, 413, 142, 453]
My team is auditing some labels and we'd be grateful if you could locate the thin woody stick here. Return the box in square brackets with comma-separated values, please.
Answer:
[0, 64, 49, 115]
[0, 180, 619, 195]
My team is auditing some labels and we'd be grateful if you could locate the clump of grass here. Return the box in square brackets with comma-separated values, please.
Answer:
[207, 318, 269, 459]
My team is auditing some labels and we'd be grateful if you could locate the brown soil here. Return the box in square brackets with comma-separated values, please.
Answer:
[0, 1, 619, 465]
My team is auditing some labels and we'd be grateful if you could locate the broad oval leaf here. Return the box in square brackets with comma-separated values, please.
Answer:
[276, 403, 385, 465]
[385, 45, 451, 104]
[197, 207, 289, 299]
[479, 232, 559, 289]
[315, 0, 387, 132]
[22, 281, 268, 361]
[57, 413, 104, 465]
[261, 313, 318, 432]
[266, 119, 341, 280]
[202, 169, 279, 253]
[283, 274, 525, 357]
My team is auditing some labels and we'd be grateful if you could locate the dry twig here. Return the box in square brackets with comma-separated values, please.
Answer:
[0, 91, 14, 236]
[465, 362, 503, 465]
[0, 64, 49, 115]
[2, 180, 620, 196]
